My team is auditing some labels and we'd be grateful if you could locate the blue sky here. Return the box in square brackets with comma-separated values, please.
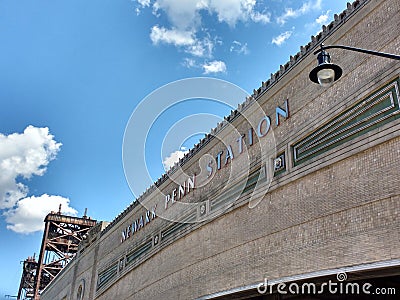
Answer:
[0, 0, 350, 297]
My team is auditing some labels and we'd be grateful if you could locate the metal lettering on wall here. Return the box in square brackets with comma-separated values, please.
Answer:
[165, 175, 196, 210]
[120, 99, 290, 243]
[121, 205, 157, 243]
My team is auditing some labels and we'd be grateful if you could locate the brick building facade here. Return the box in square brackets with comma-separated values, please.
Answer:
[40, 0, 400, 298]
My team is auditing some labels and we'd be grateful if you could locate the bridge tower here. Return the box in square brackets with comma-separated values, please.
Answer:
[17, 205, 97, 299]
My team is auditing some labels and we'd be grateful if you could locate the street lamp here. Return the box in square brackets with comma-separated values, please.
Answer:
[309, 44, 400, 87]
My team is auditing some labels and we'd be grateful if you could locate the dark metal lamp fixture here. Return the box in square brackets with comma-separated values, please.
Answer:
[309, 44, 400, 87]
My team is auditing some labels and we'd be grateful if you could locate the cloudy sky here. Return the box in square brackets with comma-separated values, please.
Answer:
[0, 0, 349, 296]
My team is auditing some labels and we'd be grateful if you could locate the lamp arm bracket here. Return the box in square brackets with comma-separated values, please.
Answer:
[313, 45, 400, 61]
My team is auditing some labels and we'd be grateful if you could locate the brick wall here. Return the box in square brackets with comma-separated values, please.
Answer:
[41, 0, 400, 299]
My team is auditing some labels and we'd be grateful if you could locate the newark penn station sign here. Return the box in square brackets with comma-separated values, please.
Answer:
[121, 99, 290, 244]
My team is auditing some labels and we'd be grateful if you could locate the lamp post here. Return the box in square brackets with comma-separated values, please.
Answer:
[309, 44, 400, 87]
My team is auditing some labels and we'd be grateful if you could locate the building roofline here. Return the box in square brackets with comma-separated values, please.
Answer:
[101, 0, 370, 237]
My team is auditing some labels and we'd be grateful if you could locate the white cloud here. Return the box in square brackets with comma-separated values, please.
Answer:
[182, 58, 198, 69]
[163, 147, 189, 169]
[230, 40, 249, 55]
[4, 194, 77, 234]
[203, 60, 227, 74]
[136, 0, 152, 15]
[0, 126, 79, 234]
[186, 43, 207, 57]
[152, 0, 266, 29]
[154, 0, 205, 30]
[150, 25, 195, 46]
[208, 0, 252, 27]
[272, 31, 292, 46]
[0, 126, 62, 209]
[138, 0, 151, 7]
[141, 0, 272, 59]
[185, 36, 214, 57]
[250, 11, 271, 24]
[277, 0, 322, 25]
[315, 10, 330, 25]
[150, 26, 216, 59]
